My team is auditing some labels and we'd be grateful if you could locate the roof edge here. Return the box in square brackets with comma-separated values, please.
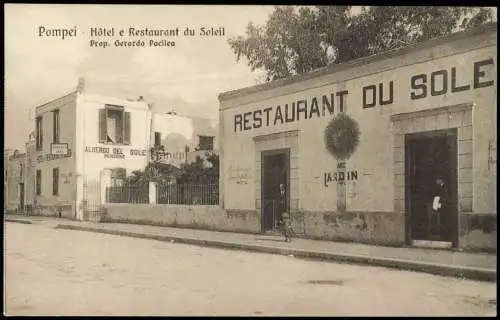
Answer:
[35, 91, 77, 110]
[219, 22, 497, 102]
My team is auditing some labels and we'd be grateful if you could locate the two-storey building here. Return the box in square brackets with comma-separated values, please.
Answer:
[32, 78, 152, 220]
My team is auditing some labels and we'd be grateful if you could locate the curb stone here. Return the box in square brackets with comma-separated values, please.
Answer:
[5, 219, 33, 225]
[55, 224, 497, 283]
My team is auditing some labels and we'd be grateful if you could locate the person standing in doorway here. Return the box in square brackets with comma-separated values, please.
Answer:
[431, 177, 447, 236]
[275, 183, 286, 231]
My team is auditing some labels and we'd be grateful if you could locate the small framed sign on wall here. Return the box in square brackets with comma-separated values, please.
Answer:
[51, 143, 69, 155]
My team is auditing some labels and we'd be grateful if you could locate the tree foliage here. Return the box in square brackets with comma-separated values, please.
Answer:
[228, 6, 494, 82]
[178, 152, 219, 184]
[125, 147, 220, 187]
[125, 145, 182, 187]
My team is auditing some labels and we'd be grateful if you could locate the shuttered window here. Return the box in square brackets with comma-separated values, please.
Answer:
[53, 109, 60, 143]
[98, 106, 131, 145]
[36, 170, 42, 196]
[123, 112, 131, 145]
[36, 116, 43, 150]
[52, 168, 59, 196]
[99, 109, 107, 143]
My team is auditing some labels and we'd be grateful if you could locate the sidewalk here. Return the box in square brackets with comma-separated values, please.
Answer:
[5, 214, 497, 282]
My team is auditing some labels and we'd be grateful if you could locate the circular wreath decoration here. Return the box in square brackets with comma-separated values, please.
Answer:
[324, 113, 360, 160]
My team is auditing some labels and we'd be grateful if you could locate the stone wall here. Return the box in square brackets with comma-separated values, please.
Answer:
[291, 211, 405, 246]
[459, 213, 497, 253]
[33, 204, 74, 219]
[101, 204, 494, 252]
[102, 204, 260, 234]
[102, 204, 405, 246]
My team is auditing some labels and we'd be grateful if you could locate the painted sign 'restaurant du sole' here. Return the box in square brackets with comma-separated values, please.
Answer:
[233, 58, 495, 132]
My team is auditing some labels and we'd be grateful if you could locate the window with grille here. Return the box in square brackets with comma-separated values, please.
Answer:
[36, 170, 42, 195]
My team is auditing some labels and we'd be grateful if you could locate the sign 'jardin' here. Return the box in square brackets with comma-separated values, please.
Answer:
[323, 112, 360, 189]
[324, 113, 360, 212]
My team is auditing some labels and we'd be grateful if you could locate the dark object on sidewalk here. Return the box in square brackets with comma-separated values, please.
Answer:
[280, 212, 294, 242]
[25, 204, 33, 216]
[5, 219, 32, 225]
[307, 279, 344, 286]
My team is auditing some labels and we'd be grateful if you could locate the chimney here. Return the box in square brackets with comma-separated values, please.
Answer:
[76, 77, 85, 93]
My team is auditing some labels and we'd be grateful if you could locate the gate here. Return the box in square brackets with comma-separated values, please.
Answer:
[261, 198, 305, 235]
[82, 176, 102, 222]
[262, 198, 280, 233]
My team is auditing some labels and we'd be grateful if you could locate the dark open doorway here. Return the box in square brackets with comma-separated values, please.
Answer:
[261, 149, 290, 233]
[405, 128, 458, 246]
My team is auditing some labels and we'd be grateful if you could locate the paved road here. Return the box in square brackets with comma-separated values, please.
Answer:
[4, 223, 497, 316]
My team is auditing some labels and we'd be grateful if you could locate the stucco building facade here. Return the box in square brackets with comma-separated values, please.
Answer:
[31, 81, 152, 220]
[22, 79, 219, 220]
[218, 23, 497, 252]
[22, 133, 37, 212]
[5, 150, 26, 213]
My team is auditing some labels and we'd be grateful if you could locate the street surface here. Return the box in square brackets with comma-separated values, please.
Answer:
[4, 222, 497, 316]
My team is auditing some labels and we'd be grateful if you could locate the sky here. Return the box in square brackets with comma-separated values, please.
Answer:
[4, 4, 276, 151]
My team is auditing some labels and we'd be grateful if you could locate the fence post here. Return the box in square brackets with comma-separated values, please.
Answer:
[100, 169, 111, 205]
[149, 181, 157, 204]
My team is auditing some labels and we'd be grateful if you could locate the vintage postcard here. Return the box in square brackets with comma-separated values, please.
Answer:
[4, 4, 497, 316]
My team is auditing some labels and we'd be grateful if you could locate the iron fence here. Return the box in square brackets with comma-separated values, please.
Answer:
[106, 181, 219, 205]
[157, 182, 219, 205]
[106, 184, 149, 204]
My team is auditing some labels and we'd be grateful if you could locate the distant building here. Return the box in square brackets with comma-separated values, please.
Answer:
[151, 112, 218, 168]
[23, 132, 37, 211]
[5, 149, 26, 213]
[186, 116, 219, 167]
[4, 149, 12, 212]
